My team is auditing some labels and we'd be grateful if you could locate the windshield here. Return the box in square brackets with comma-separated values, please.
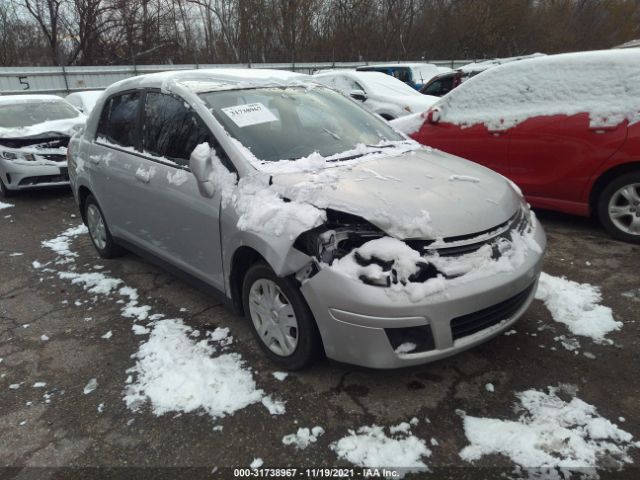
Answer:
[0, 100, 79, 129]
[200, 86, 404, 163]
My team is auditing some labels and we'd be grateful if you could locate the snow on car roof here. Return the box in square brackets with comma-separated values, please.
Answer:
[0, 94, 67, 105]
[315, 70, 422, 96]
[438, 49, 640, 131]
[458, 53, 546, 73]
[107, 68, 309, 95]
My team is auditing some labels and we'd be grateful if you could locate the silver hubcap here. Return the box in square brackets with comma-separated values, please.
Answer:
[248, 279, 298, 357]
[87, 204, 107, 250]
[608, 183, 640, 235]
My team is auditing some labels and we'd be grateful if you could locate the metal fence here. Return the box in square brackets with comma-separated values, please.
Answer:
[0, 60, 470, 96]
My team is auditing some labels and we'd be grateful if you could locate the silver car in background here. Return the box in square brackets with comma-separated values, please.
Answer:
[0, 95, 85, 197]
[68, 69, 546, 370]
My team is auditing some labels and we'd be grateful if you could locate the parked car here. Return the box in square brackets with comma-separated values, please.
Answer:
[356, 63, 441, 90]
[409, 49, 640, 243]
[69, 68, 545, 370]
[65, 90, 104, 114]
[420, 54, 545, 97]
[0, 94, 85, 197]
[313, 70, 438, 120]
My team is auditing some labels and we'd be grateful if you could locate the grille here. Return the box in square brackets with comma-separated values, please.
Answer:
[450, 282, 535, 341]
[407, 208, 528, 258]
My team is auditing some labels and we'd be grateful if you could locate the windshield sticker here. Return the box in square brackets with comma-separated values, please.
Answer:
[221, 103, 278, 128]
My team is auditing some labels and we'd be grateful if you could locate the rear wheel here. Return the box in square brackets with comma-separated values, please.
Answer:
[597, 172, 640, 244]
[84, 195, 125, 258]
[242, 262, 322, 370]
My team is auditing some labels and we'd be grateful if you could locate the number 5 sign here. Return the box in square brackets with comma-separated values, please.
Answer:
[18, 76, 30, 90]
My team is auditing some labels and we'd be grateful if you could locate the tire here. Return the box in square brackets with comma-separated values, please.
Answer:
[0, 178, 15, 198]
[242, 262, 322, 370]
[84, 194, 126, 258]
[597, 171, 640, 244]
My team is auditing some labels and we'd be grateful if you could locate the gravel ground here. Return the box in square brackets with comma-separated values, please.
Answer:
[1, 188, 638, 479]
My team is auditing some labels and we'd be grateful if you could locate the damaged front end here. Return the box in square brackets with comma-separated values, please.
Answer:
[294, 204, 537, 293]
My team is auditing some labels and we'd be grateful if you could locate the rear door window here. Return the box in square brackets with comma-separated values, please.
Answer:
[96, 91, 141, 148]
[143, 92, 213, 167]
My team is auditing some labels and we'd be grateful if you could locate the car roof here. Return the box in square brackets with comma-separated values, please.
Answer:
[0, 94, 66, 105]
[106, 68, 309, 95]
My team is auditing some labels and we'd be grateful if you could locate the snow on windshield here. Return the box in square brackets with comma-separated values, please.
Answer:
[439, 49, 640, 131]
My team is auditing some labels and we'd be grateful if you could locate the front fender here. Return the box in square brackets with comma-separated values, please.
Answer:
[220, 205, 313, 289]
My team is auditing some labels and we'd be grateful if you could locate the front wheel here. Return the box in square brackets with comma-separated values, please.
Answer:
[597, 172, 640, 244]
[0, 178, 15, 198]
[242, 262, 322, 370]
[84, 195, 126, 258]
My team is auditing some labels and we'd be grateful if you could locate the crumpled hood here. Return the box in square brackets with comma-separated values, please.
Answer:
[271, 148, 522, 239]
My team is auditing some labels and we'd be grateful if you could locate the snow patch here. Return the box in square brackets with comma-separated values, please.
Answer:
[282, 426, 325, 449]
[459, 386, 638, 475]
[535, 272, 621, 342]
[124, 319, 264, 420]
[0, 201, 13, 210]
[331, 424, 430, 477]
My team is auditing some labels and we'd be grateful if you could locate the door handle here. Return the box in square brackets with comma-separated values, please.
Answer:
[89, 155, 100, 165]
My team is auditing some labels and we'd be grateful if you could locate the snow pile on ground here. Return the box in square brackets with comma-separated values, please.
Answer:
[331, 422, 431, 477]
[439, 49, 640, 131]
[37, 225, 284, 423]
[0, 201, 13, 210]
[535, 272, 622, 343]
[124, 319, 264, 418]
[459, 386, 639, 476]
[390, 112, 427, 135]
[330, 217, 541, 303]
[282, 426, 325, 449]
[41, 224, 88, 263]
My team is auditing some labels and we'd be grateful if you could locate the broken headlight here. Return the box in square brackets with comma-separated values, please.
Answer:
[294, 210, 385, 264]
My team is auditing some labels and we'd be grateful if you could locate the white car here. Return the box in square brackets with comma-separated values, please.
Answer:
[65, 90, 105, 115]
[313, 70, 438, 120]
[0, 95, 85, 196]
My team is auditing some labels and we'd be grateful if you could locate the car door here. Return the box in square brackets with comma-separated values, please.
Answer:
[131, 90, 233, 289]
[508, 113, 628, 205]
[416, 121, 511, 176]
[91, 90, 147, 241]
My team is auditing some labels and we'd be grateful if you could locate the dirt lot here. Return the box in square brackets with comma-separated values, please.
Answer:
[1, 188, 639, 479]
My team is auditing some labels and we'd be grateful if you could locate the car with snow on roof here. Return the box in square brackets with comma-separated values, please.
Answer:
[313, 70, 438, 120]
[0, 95, 85, 197]
[68, 68, 546, 369]
[405, 49, 640, 244]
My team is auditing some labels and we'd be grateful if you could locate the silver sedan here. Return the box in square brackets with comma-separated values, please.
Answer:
[68, 69, 545, 369]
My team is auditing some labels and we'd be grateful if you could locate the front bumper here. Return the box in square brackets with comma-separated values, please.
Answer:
[300, 218, 546, 369]
[0, 159, 70, 191]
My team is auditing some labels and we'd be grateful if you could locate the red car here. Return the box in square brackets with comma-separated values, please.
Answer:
[409, 49, 640, 243]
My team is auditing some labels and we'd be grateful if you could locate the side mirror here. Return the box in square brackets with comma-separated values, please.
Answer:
[426, 107, 442, 124]
[189, 150, 215, 198]
[349, 89, 367, 102]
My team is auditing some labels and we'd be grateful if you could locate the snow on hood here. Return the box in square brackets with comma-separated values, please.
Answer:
[0, 115, 86, 139]
[438, 49, 640, 131]
[271, 147, 522, 240]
